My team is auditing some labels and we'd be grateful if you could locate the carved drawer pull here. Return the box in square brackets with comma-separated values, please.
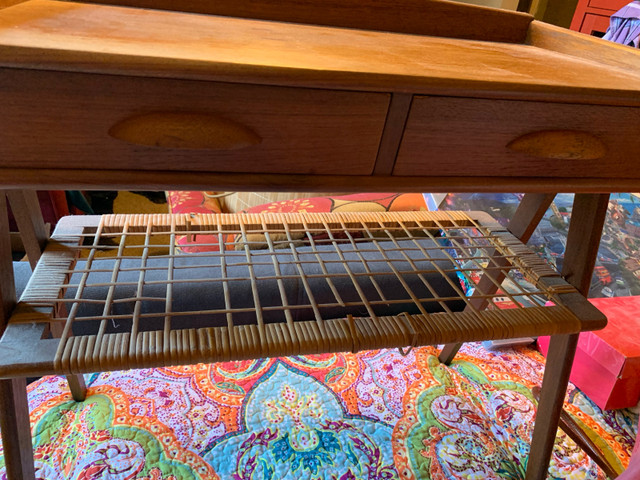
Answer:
[506, 130, 607, 160]
[109, 112, 262, 150]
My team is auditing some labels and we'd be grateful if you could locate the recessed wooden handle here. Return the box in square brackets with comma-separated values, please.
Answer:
[506, 130, 607, 160]
[109, 112, 262, 150]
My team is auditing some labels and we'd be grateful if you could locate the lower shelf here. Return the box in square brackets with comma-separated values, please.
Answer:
[0, 210, 605, 377]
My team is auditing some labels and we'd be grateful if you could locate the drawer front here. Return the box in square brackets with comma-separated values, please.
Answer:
[0, 69, 388, 175]
[395, 96, 640, 178]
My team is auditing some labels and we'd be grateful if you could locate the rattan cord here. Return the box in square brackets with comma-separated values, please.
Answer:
[1, 211, 590, 376]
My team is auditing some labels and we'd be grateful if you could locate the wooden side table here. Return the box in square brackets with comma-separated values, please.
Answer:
[0, 1, 639, 479]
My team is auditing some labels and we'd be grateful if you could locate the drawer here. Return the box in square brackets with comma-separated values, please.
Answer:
[394, 96, 640, 178]
[0, 69, 389, 175]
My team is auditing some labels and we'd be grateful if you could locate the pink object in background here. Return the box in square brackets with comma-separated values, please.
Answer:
[538, 296, 640, 410]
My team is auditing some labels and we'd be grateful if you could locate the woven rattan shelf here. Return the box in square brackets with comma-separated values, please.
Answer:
[0, 210, 605, 378]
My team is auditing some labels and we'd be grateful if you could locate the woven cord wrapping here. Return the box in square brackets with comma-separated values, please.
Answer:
[40, 211, 587, 375]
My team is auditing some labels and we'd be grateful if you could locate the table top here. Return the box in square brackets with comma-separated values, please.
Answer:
[0, 0, 639, 102]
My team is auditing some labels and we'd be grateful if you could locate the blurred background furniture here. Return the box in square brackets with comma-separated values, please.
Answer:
[571, 0, 632, 36]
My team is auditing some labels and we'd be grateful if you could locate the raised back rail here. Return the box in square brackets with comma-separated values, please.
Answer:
[77, 0, 533, 43]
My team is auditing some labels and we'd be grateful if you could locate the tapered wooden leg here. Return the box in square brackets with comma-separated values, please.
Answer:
[526, 333, 579, 480]
[6, 190, 48, 270]
[0, 193, 36, 479]
[525, 193, 609, 480]
[438, 342, 461, 365]
[51, 309, 87, 402]
[65, 374, 87, 402]
[560, 194, 610, 297]
[9, 191, 87, 401]
[439, 193, 556, 364]
[0, 377, 36, 480]
[0, 193, 16, 328]
[531, 386, 619, 479]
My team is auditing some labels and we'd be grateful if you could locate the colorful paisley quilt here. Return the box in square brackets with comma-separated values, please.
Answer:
[1, 343, 637, 479]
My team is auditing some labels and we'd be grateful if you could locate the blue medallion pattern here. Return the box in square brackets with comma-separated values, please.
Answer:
[203, 362, 398, 479]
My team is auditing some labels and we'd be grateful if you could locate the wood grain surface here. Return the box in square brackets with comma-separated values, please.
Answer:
[506, 130, 607, 160]
[527, 21, 640, 75]
[0, 69, 389, 175]
[395, 96, 640, 178]
[108, 112, 263, 150]
[0, 1, 639, 103]
[79, 0, 533, 43]
[1, 168, 640, 193]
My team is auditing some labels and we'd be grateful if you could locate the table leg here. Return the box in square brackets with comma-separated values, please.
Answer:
[65, 374, 87, 403]
[8, 190, 88, 401]
[525, 333, 579, 480]
[0, 193, 16, 326]
[6, 190, 47, 270]
[50, 311, 88, 402]
[439, 193, 556, 364]
[0, 378, 35, 479]
[560, 194, 610, 297]
[0, 192, 36, 479]
[525, 193, 609, 480]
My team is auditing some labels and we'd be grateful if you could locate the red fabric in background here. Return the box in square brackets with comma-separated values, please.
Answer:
[168, 192, 428, 252]
[539, 296, 640, 410]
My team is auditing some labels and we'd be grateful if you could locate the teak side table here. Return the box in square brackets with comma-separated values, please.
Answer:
[0, 0, 639, 478]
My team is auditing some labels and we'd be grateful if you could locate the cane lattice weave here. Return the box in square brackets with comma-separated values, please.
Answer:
[0, 211, 602, 377]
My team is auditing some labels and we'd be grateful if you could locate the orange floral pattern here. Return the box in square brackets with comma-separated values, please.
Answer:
[166, 192, 428, 252]
[0, 344, 636, 478]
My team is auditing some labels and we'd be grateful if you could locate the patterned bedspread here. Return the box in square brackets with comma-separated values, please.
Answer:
[0, 343, 637, 479]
